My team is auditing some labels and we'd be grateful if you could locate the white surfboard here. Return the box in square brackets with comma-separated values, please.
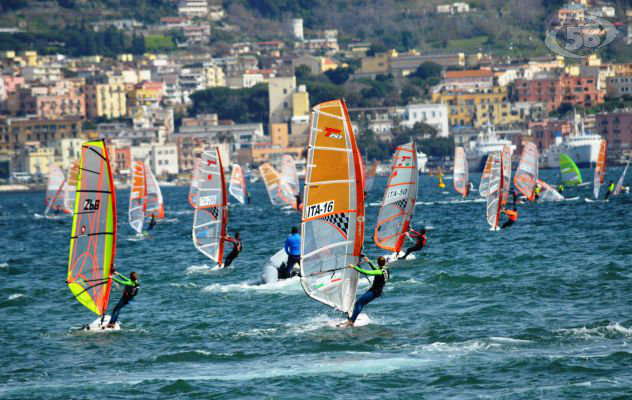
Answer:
[385, 251, 416, 262]
[330, 313, 371, 328]
[82, 315, 120, 331]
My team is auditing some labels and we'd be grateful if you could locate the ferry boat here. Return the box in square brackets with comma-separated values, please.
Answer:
[465, 125, 515, 172]
[544, 115, 603, 168]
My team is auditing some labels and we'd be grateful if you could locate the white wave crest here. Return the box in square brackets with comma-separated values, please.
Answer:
[8, 293, 24, 300]
[556, 323, 632, 339]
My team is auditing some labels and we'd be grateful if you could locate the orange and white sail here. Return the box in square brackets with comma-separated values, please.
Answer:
[486, 151, 504, 230]
[279, 154, 300, 209]
[537, 179, 564, 202]
[501, 144, 512, 205]
[300, 99, 365, 317]
[192, 148, 228, 266]
[374, 143, 418, 252]
[453, 146, 469, 197]
[479, 155, 494, 198]
[613, 155, 631, 196]
[365, 160, 379, 192]
[188, 157, 202, 208]
[129, 161, 147, 235]
[229, 164, 247, 204]
[514, 142, 538, 202]
[144, 165, 164, 219]
[67, 140, 117, 316]
[45, 162, 71, 216]
[259, 163, 283, 206]
[64, 160, 80, 212]
[593, 139, 607, 199]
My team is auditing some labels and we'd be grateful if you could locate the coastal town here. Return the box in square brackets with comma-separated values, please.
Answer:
[1, 0, 631, 189]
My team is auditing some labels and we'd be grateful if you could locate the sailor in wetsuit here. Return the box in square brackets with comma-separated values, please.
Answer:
[283, 227, 301, 279]
[222, 232, 242, 268]
[605, 181, 615, 201]
[339, 255, 389, 327]
[146, 215, 157, 231]
[501, 207, 518, 229]
[107, 269, 139, 328]
[533, 184, 541, 202]
[399, 228, 426, 260]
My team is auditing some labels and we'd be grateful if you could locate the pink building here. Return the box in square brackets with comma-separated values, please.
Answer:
[596, 111, 632, 157]
[6, 79, 85, 118]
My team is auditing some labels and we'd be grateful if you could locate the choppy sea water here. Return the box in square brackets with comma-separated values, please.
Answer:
[1, 167, 631, 399]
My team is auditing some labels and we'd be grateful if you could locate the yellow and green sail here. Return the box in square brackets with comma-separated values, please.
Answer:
[67, 140, 117, 316]
[560, 153, 582, 186]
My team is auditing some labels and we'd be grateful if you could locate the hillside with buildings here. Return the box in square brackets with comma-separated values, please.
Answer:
[1, 0, 632, 185]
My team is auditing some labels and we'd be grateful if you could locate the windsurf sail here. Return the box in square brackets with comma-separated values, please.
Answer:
[374, 143, 418, 252]
[479, 155, 493, 198]
[613, 155, 631, 196]
[537, 179, 564, 202]
[593, 139, 607, 199]
[486, 151, 503, 230]
[501, 144, 512, 205]
[453, 146, 468, 197]
[229, 164, 247, 204]
[129, 161, 146, 235]
[259, 163, 283, 206]
[560, 153, 582, 186]
[365, 160, 378, 192]
[67, 140, 117, 316]
[279, 154, 300, 208]
[300, 99, 365, 317]
[64, 160, 80, 212]
[45, 163, 71, 216]
[514, 142, 538, 201]
[188, 158, 202, 208]
[192, 148, 228, 265]
[144, 164, 164, 219]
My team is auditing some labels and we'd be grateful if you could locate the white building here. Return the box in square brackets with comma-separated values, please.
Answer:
[268, 76, 297, 124]
[178, 0, 208, 18]
[51, 138, 84, 169]
[288, 18, 304, 41]
[131, 143, 179, 176]
[21, 65, 62, 83]
[606, 76, 632, 98]
[402, 103, 450, 137]
[437, 2, 470, 14]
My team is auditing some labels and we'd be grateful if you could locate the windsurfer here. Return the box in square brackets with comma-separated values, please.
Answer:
[283, 227, 301, 279]
[533, 184, 540, 202]
[107, 269, 139, 328]
[295, 191, 303, 210]
[557, 184, 564, 194]
[464, 183, 470, 198]
[223, 232, 242, 267]
[399, 228, 426, 260]
[147, 215, 157, 231]
[340, 255, 389, 328]
[605, 180, 615, 201]
[501, 207, 518, 229]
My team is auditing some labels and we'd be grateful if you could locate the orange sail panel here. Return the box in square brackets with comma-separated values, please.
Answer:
[514, 142, 538, 201]
[479, 155, 494, 197]
[144, 164, 164, 219]
[67, 140, 117, 316]
[300, 99, 365, 317]
[374, 142, 418, 252]
[192, 148, 228, 265]
[593, 139, 607, 199]
[259, 163, 283, 206]
[453, 146, 468, 197]
[129, 161, 146, 235]
[229, 164, 247, 204]
[486, 151, 503, 230]
[188, 158, 202, 208]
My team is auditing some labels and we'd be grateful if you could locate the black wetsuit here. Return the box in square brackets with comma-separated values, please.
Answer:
[401, 230, 426, 259]
[224, 237, 242, 267]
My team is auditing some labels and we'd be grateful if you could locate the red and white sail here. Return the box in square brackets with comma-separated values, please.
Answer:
[479, 155, 494, 198]
[486, 151, 504, 230]
[279, 155, 300, 209]
[144, 165, 164, 219]
[514, 142, 538, 202]
[593, 139, 607, 199]
[501, 144, 512, 206]
[129, 161, 146, 235]
[374, 143, 418, 252]
[613, 155, 631, 196]
[453, 146, 468, 197]
[45, 163, 71, 216]
[229, 164, 247, 204]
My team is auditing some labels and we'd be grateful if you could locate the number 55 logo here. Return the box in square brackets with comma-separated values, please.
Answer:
[545, 15, 617, 59]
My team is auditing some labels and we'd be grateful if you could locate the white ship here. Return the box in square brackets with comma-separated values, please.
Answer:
[417, 151, 428, 173]
[544, 115, 603, 168]
[465, 126, 515, 172]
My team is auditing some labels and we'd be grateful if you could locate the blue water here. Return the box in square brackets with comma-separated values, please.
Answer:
[1, 167, 631, 399]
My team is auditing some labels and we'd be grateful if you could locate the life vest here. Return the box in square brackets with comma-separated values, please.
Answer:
[505, 210, 518, 222]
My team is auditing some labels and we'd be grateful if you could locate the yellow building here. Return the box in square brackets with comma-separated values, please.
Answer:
[270, 123, 289, 148]
[22, 142, 55, 175]
[85, 77, 127, 119]
[433, 87, 519, 127]
[292, 88, 309, 118]
[360, 51, 393, 74]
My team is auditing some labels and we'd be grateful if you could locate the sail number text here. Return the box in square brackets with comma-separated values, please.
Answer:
[386, 187, 408, 200]
[198, 195, 217, 207]
[83, 199, 100, 211]
[306, 200, 335, 218]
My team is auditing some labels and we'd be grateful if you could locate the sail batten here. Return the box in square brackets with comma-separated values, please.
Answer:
[67, 140, 116, 316]
[514, 142, 538, 201]
[593, 139, 607, 199]
[192, 148, 228, 265]
[300, 99, 365, 317]
[374, 142, 418, 252]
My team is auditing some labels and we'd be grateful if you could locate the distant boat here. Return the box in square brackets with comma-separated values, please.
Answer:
[466, 125, 514, 172]
[544, 114, 603, 169]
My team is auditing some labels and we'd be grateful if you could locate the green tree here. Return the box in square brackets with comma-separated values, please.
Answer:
[325, 67, 353, 85]
[412, 62, 443, 80]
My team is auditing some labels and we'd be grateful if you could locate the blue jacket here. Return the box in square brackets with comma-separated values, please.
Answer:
[285, 233, 301, 256]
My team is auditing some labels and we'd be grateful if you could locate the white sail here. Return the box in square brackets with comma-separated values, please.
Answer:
[144, 164, 164, 219]
[501, 144, 512, 206]
[129, 161, 146, 235]
[280, 155, 300, 208]
[188, 158, 202, 208]
[453, 146, 468, 197]
[193, 148, 228, 264]
[486, 152, 503, 230]
[613, 155, 631, 196]
[514, 142, 538, 202]
[45, 162, 70, 216]
[374, 142, 418, 252]
[300, 99, 365, 317]
[229, 164, 247, 204]
[537, 179, 564, 202]
[479, 155, 493, 198]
